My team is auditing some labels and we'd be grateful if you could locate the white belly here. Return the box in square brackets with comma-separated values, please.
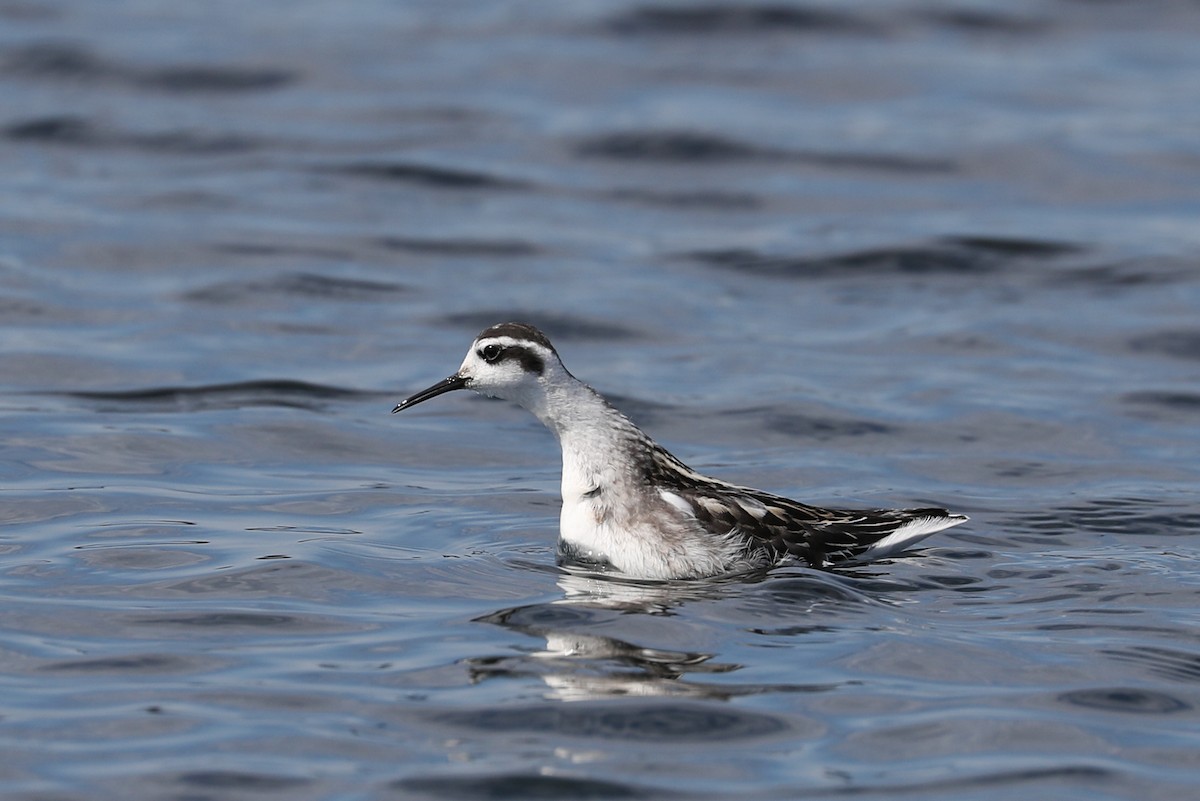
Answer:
[557, 489, 752, 580]
[555, 441, 754, 579]
[558, 489, 678, 578]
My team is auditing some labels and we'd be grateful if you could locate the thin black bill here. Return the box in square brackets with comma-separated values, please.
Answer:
[391, 373, 468, 413]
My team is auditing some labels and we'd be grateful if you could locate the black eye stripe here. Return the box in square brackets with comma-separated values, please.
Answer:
[507, 347, 545, 375]
[478, 342, 545, 375]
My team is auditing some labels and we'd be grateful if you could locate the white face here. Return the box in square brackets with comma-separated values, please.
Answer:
[458, 336, 552, 404]
[392, 324, 562, 415]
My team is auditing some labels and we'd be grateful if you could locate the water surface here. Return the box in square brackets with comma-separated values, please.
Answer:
[2, 2, 1199, 799]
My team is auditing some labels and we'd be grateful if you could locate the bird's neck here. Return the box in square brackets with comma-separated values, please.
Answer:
[531, 376, 633, 444]
[527, 375, 647, 496]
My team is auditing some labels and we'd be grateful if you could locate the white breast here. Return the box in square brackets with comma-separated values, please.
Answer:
[549, 399, 764, 579]
[557, 477, 763, 580]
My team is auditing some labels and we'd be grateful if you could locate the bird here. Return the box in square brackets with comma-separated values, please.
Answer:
[392, 322, 967, 580]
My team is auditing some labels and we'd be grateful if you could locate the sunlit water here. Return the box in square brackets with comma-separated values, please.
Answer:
[2, 2, 1199, 799]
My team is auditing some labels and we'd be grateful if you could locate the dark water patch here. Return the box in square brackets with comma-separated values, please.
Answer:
[575, 130, 954, 172]
[688, 245, 989, 277]
[748, 622, 838, 638]
[1058, 687, 1190, 714]
[40, 653, 208, 674]
[939, 235, 1083, 258]
[0, 296, 51, 320]
[1, 40, 109, 78]
[4, 114, 95, 144]
[1038, 624, 1186, 639]
[134, 612, 305, 629]
[172, 771, 310, 791]
[396, 773, 663, 800]
[1122, 391, 1200, 418]
[1021, 497, 1200, 538]
[212, 242, 354, 260]
[916, 574, 987, 591]
[989, 460, 1069, 480]
[375, 236, 540, 257]
[1050, 260, 1189, 289]
[1128, 330, 1200, 361]
[604, 188, 763, 210]
[91, 520, 198, 533]
[918, 8, 1049, 36]
[1005, 510, 1079, 536]
[134, 561, 369, 600]
[184, 273, 405, 304]
[428, 701, 791, 741]
[437, 312, 642, 342]
[604, 5, 1048, 39]
[930, 548, 994, 562]
[794, 150, 956, 173]
[326, 161, 528, 190]
[128, 609, 357, 642]
[687, 235, 1081, 278]
[576, 130, 776, 162]
[133, 65, 295, 93]
[820, 764, 1115, 796]
[758, 573, 877, 609]
[75, 544, 209, 571]
[3, 114, 256, 154]
[986, 564, 1112, 582]
[477, 602, 603, 630]
[102, 128, 258, 155]
[1103, 646, 1200, 683]
[1, 41, 294, 92]
[64, 379, 376, 412]
[765, 411, 895, 440]
[604, 5, 878, 36]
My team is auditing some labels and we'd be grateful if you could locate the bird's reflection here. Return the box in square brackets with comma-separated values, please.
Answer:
[466, 567, 842, 701]
[551, 563, 759, 611]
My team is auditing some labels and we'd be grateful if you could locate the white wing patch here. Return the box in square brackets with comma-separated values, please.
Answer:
[733, 495, 768, 519]
[659, 489, 695, 517]
[856, 514, 968, 561]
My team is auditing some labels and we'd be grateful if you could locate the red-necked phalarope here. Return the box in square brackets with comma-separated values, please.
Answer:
[393, 322, 967, 580]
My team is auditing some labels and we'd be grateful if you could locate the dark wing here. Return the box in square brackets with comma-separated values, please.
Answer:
[638, 439, 962, 568]
[682, 487, 957, 568]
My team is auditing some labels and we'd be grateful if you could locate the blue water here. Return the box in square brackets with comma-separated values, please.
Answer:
[3, 1, 1199, 799]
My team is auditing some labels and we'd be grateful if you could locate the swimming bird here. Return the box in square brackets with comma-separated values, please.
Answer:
[392, 322, 966, 580]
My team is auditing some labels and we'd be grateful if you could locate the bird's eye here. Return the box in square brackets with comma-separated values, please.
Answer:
[480, 344, 503, 363]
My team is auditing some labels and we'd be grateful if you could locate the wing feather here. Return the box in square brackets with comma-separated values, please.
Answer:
[639, 441, 965, 569]
[673, 483, 963, 568]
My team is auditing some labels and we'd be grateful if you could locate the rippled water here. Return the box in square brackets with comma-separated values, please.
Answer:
[3, 1, 1199, 799]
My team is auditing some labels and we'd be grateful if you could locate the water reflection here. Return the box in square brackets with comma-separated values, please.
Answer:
[468, 570, 845, 702]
